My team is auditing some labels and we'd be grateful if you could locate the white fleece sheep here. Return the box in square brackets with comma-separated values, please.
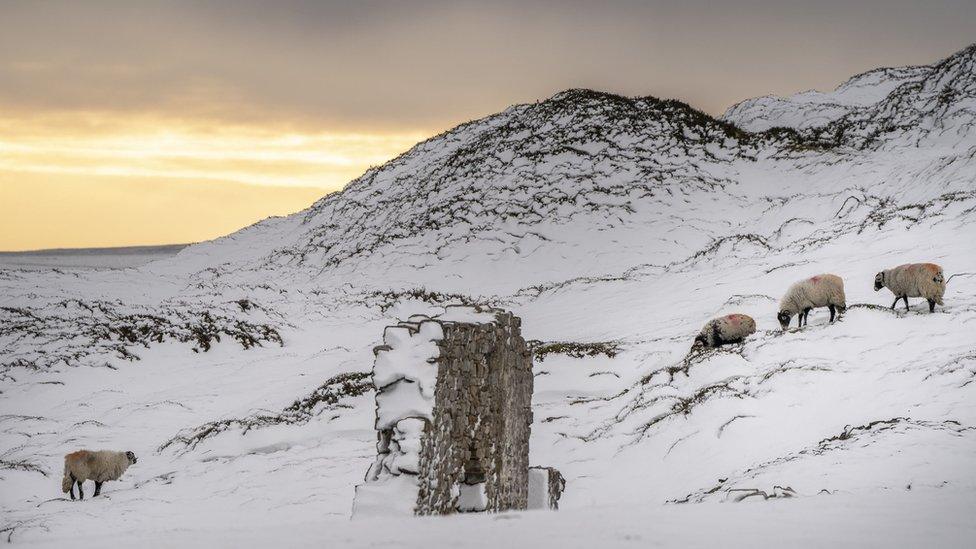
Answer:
[778, 274, 846, 329]
[693, 313, 757, 348]
[62, 450, 137, 500]
[874, 263, 946, 312]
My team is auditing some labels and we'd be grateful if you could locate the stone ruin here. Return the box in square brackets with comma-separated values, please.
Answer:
[352, 305, 565, 517]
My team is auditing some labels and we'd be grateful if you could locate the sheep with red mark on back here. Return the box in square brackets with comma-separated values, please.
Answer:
[874, 263, 946, 312]
[778, 274, 846, 329]
[693, 314, 757, 348]
[62, 450, 137, 500]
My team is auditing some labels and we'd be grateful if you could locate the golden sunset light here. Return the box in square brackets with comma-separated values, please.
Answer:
[0, 111, 429, 250]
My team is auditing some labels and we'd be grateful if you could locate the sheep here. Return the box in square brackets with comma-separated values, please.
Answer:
[874, 263, 946, 312]
[777, 274, 846, 329]
[693, 314, 757, 348]
[61, 450, 137, 500]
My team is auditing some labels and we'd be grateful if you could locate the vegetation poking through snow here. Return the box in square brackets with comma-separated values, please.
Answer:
[365, 288, 494, 312]
[923, 351, 976, 385]
[725, 44, 975, 149]
[851, 191, 976, 234]
[0, 299, 283, 372]
[515, 273, 636, 298]
[159, 372, 372, 453]
[653, 344, 746, 383]
[673, 234, 773, 268]
[0, 519, 44, 544]
[818, 417, 907, 444]
[726, 486, 796, 502]
[846, 303, 901, 313]
[274, 88, 783, 269]
[671, 418, 976, 503]
[0, 453, 47, 477]
[626, 380, 749, 444]
[527, 340, 622, 362]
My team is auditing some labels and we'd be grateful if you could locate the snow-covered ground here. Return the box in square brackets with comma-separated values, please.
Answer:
[2, 45, 975, 546]
[13, 491, 976, 548]
[0, 245, 188, 270]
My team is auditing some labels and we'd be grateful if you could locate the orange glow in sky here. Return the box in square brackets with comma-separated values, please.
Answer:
[0, 111, 428, 251]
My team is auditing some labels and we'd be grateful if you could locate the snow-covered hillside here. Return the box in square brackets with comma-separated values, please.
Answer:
[2, 44, 975, 547]
[724, 43, 975, 147]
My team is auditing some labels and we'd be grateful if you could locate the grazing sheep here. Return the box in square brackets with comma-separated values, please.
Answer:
[874, 263, 946, 312]
[61, 450, 137, 500]
[778, 274, 846, 329]
[693, 314, 757, 348]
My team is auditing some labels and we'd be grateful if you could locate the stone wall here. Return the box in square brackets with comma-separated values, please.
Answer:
[353, 306, 534, 517]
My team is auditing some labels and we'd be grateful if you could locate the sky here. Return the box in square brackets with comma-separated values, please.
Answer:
[1, 1, 974, 251]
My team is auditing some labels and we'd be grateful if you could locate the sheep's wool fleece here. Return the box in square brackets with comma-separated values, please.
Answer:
[65, 450, 131, 482]
[882, 263, 946, 304]
[700, 314, 756, 345]
[780, 274, 846, 314]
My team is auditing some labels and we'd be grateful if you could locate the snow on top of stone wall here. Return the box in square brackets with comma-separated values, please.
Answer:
[373, 322, 442, 392]
[408, 305, 502, 325]
[372, 306, 499, 430]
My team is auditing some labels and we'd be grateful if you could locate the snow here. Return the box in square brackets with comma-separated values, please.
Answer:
[373, 323, 442, 392]
[12, 491, 976, 548]
[457, 482, 488, 512]
[387, 418, 424, 474]
[722, 64, 932, 132]
[374, 381, 434, 430]
[434, 306, 500, 324]
[526, 469, 552, 510]
[0, 245, 187, 270]
[351, 474, 419, 519]
[2, 45, 976, 546]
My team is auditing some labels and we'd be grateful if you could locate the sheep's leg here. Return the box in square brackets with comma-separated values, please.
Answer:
[69, 474, 76, 500]
[829, 304, 836, 322]
[803, 308, 812, 326]
[928, 299, 936, 313]
[76, 480, 85, 500]
[94, 481, 103, 497]
[903, 296, 910, 311]
[890, 297, 899, 310]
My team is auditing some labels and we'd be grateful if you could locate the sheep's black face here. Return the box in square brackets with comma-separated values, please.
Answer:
[874, 272, 884, 291]
[126, 451, 138, 464]
[777, 311, 791, 330]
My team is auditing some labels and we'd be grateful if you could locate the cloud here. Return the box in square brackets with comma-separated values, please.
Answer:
[0, 110, 426, 189]
[3, 1, 974, 129]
